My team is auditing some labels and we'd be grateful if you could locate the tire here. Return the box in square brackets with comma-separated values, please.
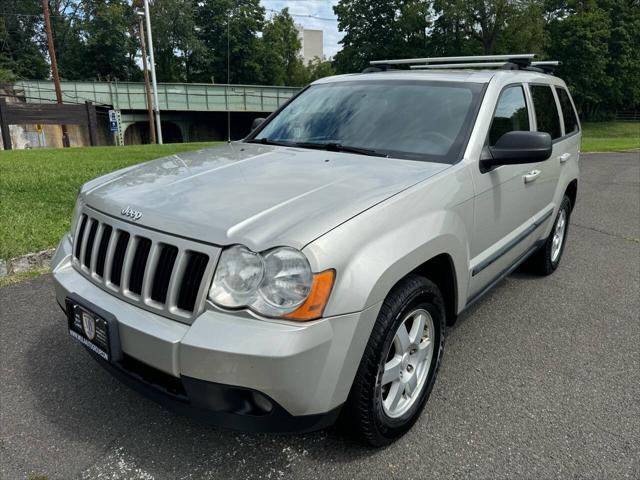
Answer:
[339, 274, 446, 446]
[528, 195, 572, 275]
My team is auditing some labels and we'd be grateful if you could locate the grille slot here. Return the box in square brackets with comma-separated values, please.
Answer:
[71, 209, 216, 323]
[74, 215, 88, 258]
[177, 252, 209, 312]
[95, 225, 112, 277]
[128, 237, 152, 295]
[110, 231, 130, 287]
[83, 219, 99, 267]
[151, 244, 178, 304]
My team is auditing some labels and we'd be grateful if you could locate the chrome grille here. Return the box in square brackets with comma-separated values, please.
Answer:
[72, 207, 219, 324]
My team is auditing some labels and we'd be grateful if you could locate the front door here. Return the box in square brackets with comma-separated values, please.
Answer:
[468, 84, 546, 299]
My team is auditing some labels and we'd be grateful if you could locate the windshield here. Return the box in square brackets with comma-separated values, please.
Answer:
[251, 80, 485, 163]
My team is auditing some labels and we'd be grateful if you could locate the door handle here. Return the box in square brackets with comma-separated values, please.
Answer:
[524, 169, 542, 183]
[559, 153, 571, 163]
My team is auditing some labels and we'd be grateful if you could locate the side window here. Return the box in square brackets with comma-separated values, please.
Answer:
[488, 85, 530, 146]
[556, 87, 579, 135]
[531, 85, 562, 140]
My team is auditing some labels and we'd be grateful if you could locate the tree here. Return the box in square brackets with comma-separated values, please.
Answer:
[305, 58, 336, 83]
[42, 0, 141, 81]
[259, 9, 305, 86]
[431, 0, 534, 55]
[548, 3, 611, 118]
[80, 0, 140, 80]
[49, 0, 87, 81]
[333, 0, 430, 74]
[601, 0, 640, 113]
[195, 0, 264, 84]
[148, 0, 204, 82]
[0, 0, 49, 80]
[547, 0, 640, 118]
[494, 1, 548, 55]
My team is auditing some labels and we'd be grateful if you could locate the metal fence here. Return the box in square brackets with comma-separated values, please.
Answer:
[14, 80, 300, 113]
[615, 110, 640, 122]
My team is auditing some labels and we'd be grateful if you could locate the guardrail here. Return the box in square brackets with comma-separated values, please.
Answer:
[14, 80, 300, 113]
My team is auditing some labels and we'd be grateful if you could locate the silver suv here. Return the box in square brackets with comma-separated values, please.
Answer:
[52, 55, 580, 446]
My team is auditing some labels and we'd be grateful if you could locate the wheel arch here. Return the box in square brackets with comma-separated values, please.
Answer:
[410, 253, 458, 325]
[305, 210, 471, 319]
[565, 179, 578, 211]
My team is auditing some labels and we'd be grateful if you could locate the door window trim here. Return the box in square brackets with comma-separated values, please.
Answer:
[480, 82, 533, 173]
[553, 85, 581, 141]
[526, 82, 565, 144]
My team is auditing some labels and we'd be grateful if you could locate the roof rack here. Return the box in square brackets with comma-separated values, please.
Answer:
[370, 54, 535, 66]
[368, 54, 559, 74]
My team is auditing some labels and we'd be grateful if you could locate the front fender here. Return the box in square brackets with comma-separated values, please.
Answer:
[304, 165, 474, 318]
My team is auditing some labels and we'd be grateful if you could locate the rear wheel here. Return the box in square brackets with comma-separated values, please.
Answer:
[528, 195, 572, 275]
[339, 274, 445, 446]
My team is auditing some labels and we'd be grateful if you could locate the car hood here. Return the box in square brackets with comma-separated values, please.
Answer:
[82, 143, 449, 250]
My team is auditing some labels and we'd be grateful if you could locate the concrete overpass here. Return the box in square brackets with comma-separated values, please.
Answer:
[15, 80, 300, 144]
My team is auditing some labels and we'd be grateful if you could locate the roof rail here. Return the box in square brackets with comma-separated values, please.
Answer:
[370, 54, 535, 66]
[411, 60, 559, 70]
[410, 62, 510, 69]
[368, 54, 559, 74]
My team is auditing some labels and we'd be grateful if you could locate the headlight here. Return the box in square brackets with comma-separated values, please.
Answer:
[209, 245, 334, 321]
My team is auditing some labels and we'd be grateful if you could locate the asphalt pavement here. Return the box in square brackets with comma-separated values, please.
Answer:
[1, 152, 639, 480]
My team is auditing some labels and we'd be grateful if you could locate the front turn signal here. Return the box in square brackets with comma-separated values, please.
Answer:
[283, 269, 335, 321]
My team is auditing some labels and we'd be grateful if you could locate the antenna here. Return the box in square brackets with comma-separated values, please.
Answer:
[226, 9, 232, 143]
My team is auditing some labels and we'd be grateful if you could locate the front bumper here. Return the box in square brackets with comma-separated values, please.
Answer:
[52, 235, 380, 430]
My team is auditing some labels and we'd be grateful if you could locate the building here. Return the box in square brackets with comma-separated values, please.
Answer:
[296, 25, 323, 65]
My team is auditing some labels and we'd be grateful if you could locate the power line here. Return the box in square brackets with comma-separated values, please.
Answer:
[264, 8, 336, 21]
[0, 11, 69, 18]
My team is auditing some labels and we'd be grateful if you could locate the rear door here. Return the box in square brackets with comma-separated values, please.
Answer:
[526, 84, 564, 221]
[554, 86, 581, 182]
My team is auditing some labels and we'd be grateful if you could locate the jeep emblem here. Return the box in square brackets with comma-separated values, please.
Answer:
[121, 206, 143, 221]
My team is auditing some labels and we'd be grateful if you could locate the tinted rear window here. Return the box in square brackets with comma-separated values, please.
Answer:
[556, 87, 579, 135]
[531, 85, 562, 140]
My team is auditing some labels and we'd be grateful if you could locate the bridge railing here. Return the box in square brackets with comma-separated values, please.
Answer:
[14, 80, 300, 113]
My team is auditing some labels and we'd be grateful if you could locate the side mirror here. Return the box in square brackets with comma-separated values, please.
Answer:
[251, 117, 266, 131]
[481, 131, 552, 170]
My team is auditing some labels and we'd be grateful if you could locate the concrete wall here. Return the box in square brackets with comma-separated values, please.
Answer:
[0, 85, 113, 150]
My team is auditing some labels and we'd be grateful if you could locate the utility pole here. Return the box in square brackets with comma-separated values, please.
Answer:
[138, 16, 156, 144]
[227, 8, 231, 143]
[143, 0, 163, 144]
[41, 0, 69, 147]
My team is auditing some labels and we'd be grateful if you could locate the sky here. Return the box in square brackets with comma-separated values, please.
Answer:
[260, 0, 344, 58]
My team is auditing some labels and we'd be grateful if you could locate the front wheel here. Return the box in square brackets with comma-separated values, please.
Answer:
[339, 275, 445, 446]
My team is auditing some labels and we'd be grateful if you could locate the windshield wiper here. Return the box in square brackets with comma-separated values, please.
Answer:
[294, 142, 388, 158]
[245, 138, 296, 147]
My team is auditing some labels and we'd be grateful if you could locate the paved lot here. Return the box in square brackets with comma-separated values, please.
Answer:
[1, 152, 639, 480]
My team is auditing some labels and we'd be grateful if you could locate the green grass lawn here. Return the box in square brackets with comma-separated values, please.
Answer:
[0, 142, 219, 259]
[581, 122, 640, 152]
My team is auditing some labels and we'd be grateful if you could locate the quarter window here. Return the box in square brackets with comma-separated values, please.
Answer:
[556, 87, 579, 135]
[531, 85, 562, 140]
[488, 85, 530, 146]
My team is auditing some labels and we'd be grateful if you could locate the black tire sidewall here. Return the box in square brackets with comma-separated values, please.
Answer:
[547, 196, 572, 270]
[370, 281, 445, 440]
